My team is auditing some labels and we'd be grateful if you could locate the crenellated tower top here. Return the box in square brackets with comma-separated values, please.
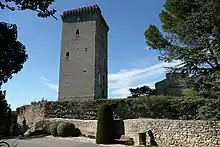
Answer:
[61, 4, 109, 31]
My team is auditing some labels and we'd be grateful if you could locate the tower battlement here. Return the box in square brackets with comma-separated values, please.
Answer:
[61, 4, 109, 31]
[63, 4, 101, 16]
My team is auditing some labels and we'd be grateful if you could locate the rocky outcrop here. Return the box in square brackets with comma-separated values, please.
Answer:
[24, 120, 50, 137]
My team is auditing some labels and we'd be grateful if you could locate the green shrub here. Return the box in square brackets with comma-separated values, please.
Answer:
[57, 122, 75, 137]
[197, 99, 220, 120]
[96, 104, 115, 144]
[49, 122, 59, 136]
[22, 96, 220, 122]
[184, 89, 197, 100]
[13, 124, 23, 136]
[43, 121, 52, 134]
[73, 128, 82, 137]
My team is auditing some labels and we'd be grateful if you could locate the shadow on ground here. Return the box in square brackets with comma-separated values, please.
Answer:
[0, 134, 49, 141]
[18, 134, 49, 140]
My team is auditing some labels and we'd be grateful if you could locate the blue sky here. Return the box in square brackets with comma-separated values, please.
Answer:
[1, 0, 177, 110]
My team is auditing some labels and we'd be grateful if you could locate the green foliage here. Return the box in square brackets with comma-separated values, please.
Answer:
[144, 0, 220, 98]
[73, 128, 82, 137]
[96, 104, 115, 144]
[0, 0, 56, 89]
[0, 90, 11, 136]
[145, 25, 168, 50]
[49, 122, 59, 136]
[57, 122, 75, 137]
[192, 70, 220, 99]
[9, 111, 19, 136]
[31, 98, 48, 105]
[0, 106, 20, 136]
[0, 0, 57, 137]
[106, 96, 220, 120]
[22, 96, 220, 122]
[128, 86, 156, 98]
[0, 0, 57, 19]
[197, 99, 220, 120]
[183, 89, 197, 100]
[0, 22, 28, 87]
[43, 121, 53, 134]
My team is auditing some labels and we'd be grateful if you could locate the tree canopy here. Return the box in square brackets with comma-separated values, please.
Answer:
[0, 0, 57, 136]
[0, 22, 28, 88]
[128, 85, 156, 98]
[0, 0, 57, 19]
[145, 0, 220, 98]
[0, 0, 57, 89]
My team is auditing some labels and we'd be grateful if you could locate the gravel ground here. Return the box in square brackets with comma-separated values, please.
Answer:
[4, 136, 133, 147]
[45, 136, 133, 147]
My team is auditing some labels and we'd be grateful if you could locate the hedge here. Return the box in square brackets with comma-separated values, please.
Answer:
[25, 96, 220, 121]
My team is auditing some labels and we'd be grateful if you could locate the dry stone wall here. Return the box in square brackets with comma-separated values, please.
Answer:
[124, 119, 220, 147]
[16, 99, 220, 146]
[17, 103, 46, 127]
[44, 118, 220, 147]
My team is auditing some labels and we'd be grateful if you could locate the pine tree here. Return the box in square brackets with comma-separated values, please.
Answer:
[145, 0, 220, 98]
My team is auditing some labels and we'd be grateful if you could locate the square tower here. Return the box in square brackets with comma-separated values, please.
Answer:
[58, 5, 109, 101]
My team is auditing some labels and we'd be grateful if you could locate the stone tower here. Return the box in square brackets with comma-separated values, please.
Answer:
[58, 5, 109, 101]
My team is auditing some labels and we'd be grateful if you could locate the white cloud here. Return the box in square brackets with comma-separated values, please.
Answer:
[108, 60, 181, 98]
[45, 83, 58, 92]
[40, 76, 58, 92]
[40, 60, 181, 99]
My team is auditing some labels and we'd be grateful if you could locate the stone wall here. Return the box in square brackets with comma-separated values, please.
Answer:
[155, 73, 189, 96]
[17, 103, 46, 127]
[124, 119, 220, 147]
[44, 118, 220, 147]
[16, 100, 220, 146]
[17, 98, 215, 127]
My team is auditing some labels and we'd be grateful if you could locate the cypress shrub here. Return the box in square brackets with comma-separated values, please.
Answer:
[74, 128, 82, 137]
[96, 104, 115, 144]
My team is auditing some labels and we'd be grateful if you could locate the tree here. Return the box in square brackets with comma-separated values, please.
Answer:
[0, 0, 57, 89]
[0, 0, 57, 19]
[0, 0, 57, 136]
[128, 86, 156, 98]
[0, 0, 57, 88]
[144, 0, 220, 98]
[0, 22, 27, 136]
[0, 22, 28, 88]
[0, 90, 11, 136]
[96, 104, 115, 144]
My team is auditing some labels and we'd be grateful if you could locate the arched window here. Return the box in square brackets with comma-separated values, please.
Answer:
[98, 73, 101, 86]
[66, 52, 69, 57]
[66, 52, 69, 61]
[76, 29, 80, 35]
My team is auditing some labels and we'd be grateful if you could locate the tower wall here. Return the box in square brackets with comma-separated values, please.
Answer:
[94, 20, 108, 99]
[58, 5, 109, 100]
